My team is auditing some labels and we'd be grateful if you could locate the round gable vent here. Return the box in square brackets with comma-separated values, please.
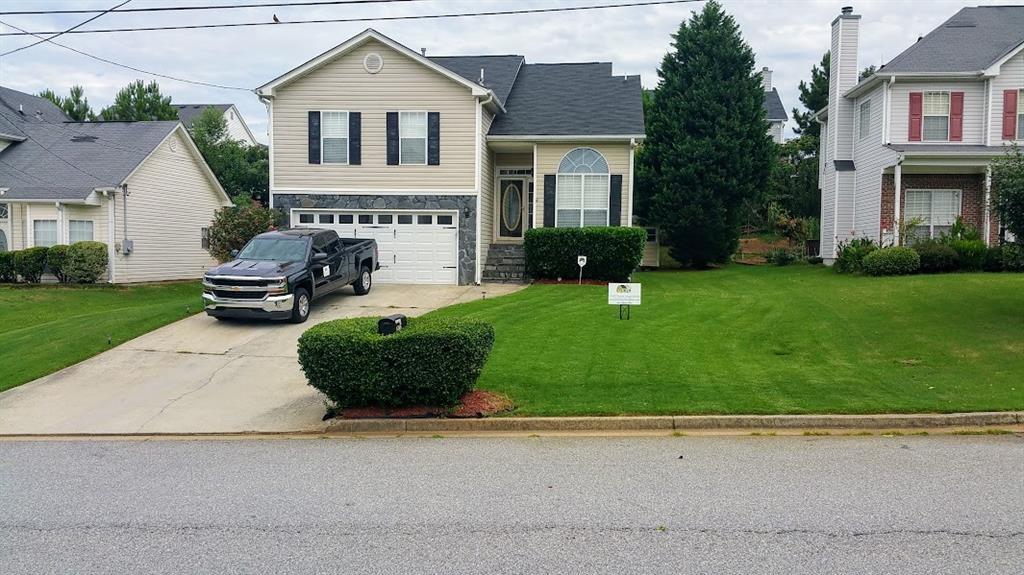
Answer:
[363, 52, 383, 74]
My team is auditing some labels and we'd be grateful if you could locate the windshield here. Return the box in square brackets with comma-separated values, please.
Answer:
[236, 237, 308, 262]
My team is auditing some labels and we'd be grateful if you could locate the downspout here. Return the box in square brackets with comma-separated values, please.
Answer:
[627, 138, 637, 226]
[257, 92, 274, 208]
[474, 93, 494, 285]
[984, 166, 992, 246]
[893, 154, 904, 246]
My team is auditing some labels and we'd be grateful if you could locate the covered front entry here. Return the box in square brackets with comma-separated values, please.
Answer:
[292, 209, 459, 284]
[495, 168, 533, 243]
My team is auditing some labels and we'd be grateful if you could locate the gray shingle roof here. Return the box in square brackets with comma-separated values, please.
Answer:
[488, 63, 644, 136]
[763, 88, 787, 121]
[0, 86, 68, 125]
[0, 87, 181, 201]
[881, 6, 1024, 73]
[173, 104, 232, 129]
[428, 55, 523, 107]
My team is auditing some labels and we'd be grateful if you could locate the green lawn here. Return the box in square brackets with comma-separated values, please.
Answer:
[429, 265, 1024, 416]
[0, 283, 202, 392]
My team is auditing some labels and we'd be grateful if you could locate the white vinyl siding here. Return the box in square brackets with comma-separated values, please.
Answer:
[852, 84, 898, 241]
[989, 51, 1024, 143]
[321, 111, 348, 164]
[68, 220, 94, 243]
[890, 81, 984, 144]
[399, 111, 427, 165]
[33, 219, 58, 247]
[1019, 89, 1024, 138]
[905, 190, 961, 239]
[922, 92, 950, 141]
[859, 100, 871, 139]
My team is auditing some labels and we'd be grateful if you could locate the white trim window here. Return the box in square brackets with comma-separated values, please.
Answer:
[33, 219, 58, 247]
[399, 111, 427, 165]
[859, 100, 871, 140]
[905, 189, 962, 239]
[0, 203, 8, 220]
[321, 111, 349, 164]
[555, 147, 609, 227]
[69, 220, 94, 243]
[922, 91, 950, 141]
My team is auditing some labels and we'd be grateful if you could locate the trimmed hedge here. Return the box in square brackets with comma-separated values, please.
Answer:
[983, 246, 1004, 272]
[524, 227, 645, 281]
[862, 247, 921, 276]
[298, 316, 495, 408]
[47, 244, 70, 283]
[913, 240, 959, 273]
[64, 241, 108, 283]
[0, 251, 15, 283]
[946, 239, 987, 272]
[14, 246, 48, 283]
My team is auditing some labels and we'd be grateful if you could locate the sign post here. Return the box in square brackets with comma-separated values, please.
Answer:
[577, 255, 587, 285]
[608, 282, 641, 320]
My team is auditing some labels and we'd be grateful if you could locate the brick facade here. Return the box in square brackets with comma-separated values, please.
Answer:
[880, 173, 998, 244]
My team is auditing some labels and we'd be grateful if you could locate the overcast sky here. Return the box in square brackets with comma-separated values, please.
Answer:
[1, 0, 1020, 142]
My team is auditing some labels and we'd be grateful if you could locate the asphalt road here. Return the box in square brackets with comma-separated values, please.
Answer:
[2, 435, 1023, 574]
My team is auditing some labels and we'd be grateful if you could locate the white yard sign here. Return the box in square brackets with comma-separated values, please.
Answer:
[608, 283, 642, 306]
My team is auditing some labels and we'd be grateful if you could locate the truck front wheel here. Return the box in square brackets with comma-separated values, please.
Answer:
[353, 266, 372, 295]
[290, 287, 311, 323]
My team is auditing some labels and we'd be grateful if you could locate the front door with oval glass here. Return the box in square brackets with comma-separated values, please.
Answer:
[498, 179, 525, 239]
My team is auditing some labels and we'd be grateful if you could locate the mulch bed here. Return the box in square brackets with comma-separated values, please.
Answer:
[534, 278, 609, 286]
[333, 391, 514, 420]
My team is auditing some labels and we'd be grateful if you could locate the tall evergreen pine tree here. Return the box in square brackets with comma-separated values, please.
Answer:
[642, 0, 772, 267]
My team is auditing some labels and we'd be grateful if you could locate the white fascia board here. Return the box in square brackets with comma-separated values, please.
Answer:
[843, 72, 987, 99]
[487, 134, 645, 142]
[256, 28, 490, 98]
[982, 41, 1024, 76]
[1, 197, 91, 204]
[271, 187, 478, 195]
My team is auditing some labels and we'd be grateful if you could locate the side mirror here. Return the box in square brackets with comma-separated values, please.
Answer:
[312, 252, 328, 263]
[230, 249, 239, 258]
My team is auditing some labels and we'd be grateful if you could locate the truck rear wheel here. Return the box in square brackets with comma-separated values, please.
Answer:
[290, 287, 311, 323]
[353, 266, 372, 295]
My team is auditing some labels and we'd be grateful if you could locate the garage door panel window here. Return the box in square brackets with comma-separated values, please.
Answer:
[69, 220, 94, 243]
[905, 189, 961, 239]
[556, 148, 610, 227]
[318, 214, 334, 224]
[298, 213, 314, 224]
[358, 214, 372, 224]
[377, 214, 393, 224]
[398, 215, 413, 224]
[321, 111, 349, 164]
[33, 220, 58, 247]
[338, 214, 353, 224]
[400, 111, 427, 165]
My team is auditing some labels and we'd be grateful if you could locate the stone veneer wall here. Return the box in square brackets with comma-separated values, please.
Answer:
[880, 174, 998, 244]
[273, 194, 477, 285]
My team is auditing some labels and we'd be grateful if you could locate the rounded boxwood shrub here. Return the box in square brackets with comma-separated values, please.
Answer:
[862, 246, 920, 276]
[913, 240, 959, 273]
[524, 226, 645, 281]
[47, 244, 70, 283]
[14, 246, 49, 283]
[1002, 242, 1024, 272]
[0, 251, 16, 283]
[298, 316, 495, 408]
[946, 238, 987, 272]
[64, 241, 108, 283]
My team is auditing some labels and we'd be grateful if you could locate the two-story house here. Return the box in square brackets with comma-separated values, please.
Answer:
[255, 29, 644, 285]
[817, 5, 1024, 262]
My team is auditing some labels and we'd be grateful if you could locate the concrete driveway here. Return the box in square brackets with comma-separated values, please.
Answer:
[0, 283, 524, 435]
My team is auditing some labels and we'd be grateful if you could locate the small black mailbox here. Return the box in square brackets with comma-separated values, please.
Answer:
[378, 314, 408, 335]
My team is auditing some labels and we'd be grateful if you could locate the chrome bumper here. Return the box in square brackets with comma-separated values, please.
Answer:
[202, 292, 294, 312]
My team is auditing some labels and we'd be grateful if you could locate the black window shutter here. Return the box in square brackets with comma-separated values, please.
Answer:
[307, 111, 321, 164]
[609, 175, 623, 226]
[543, 175, 556, 227]
[348, 112, 361, 165]
[427, 112, 440, 165]
[386, 112, 399, 165]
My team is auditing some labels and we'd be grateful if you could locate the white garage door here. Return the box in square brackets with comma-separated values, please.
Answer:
[293, 210, 459, 284]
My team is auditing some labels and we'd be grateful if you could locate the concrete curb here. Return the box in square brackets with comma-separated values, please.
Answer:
[322, 411, 1024, 434]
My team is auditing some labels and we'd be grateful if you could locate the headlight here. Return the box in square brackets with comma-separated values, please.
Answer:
[266, 277, 288, 295]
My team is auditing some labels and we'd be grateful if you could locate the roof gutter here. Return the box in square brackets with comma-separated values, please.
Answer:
[487, 134, 646, 142]
[844, 71, 987, 99]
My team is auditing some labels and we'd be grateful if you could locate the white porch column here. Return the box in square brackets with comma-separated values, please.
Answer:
[984, 167, 992, 247]
[893, 162, 902, 246]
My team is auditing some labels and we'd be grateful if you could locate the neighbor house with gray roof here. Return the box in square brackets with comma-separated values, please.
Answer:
[255, 28, 644, 285]
[760, 67, 788, 143]
[817, 5, 1024, 262]
[173, 103, 259, 146]
[0, 86, 231, 282]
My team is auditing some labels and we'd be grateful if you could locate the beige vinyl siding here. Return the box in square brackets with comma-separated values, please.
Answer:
[9, 203, 27, 250]
[990, 50, 1024, 143]
[271, 39, 478, 191]
[535, 142, 631, 227]
[494, 153, 532, 166]
[889, 80, 986, 144]
[852, 84, 899, 240]
[114, 129, 227, 283]
[479, 109, 495, 256]
[63, 203, 107, 246]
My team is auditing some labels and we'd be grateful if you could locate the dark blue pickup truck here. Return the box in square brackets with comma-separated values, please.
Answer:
[202, 229, 378, 323]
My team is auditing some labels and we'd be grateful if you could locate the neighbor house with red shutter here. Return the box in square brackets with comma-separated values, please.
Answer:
[816, 5, 1024, 261]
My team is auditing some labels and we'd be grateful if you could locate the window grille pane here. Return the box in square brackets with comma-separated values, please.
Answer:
[322, 137, 348, 163]
[399, 112, 426, 138]
[582, 175, 609, 209]
[932, 191, 960, 226]
[33, 220, 58, 247]
[558, 147, 609, 174]
[69, 220, 93, 243]
[556, 210, 581, 228]
[859, 101, 871, 139]
[923, 92, 949, 115]
[905, 191, 931, 223]
[0, 204, 8, 219]
[556, 175, 582, 209]
[583, 209, 608, 226]
[400, 138, 425, 164]
[923, 117, 948, 141]
[322, 112, 347, 137]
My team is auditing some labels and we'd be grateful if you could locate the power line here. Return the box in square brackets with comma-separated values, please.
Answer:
[0, 0, 698, 36]
[0, 19, 252, 91]
[0, 0, 132, 57]
[0, 0, 424, 16]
